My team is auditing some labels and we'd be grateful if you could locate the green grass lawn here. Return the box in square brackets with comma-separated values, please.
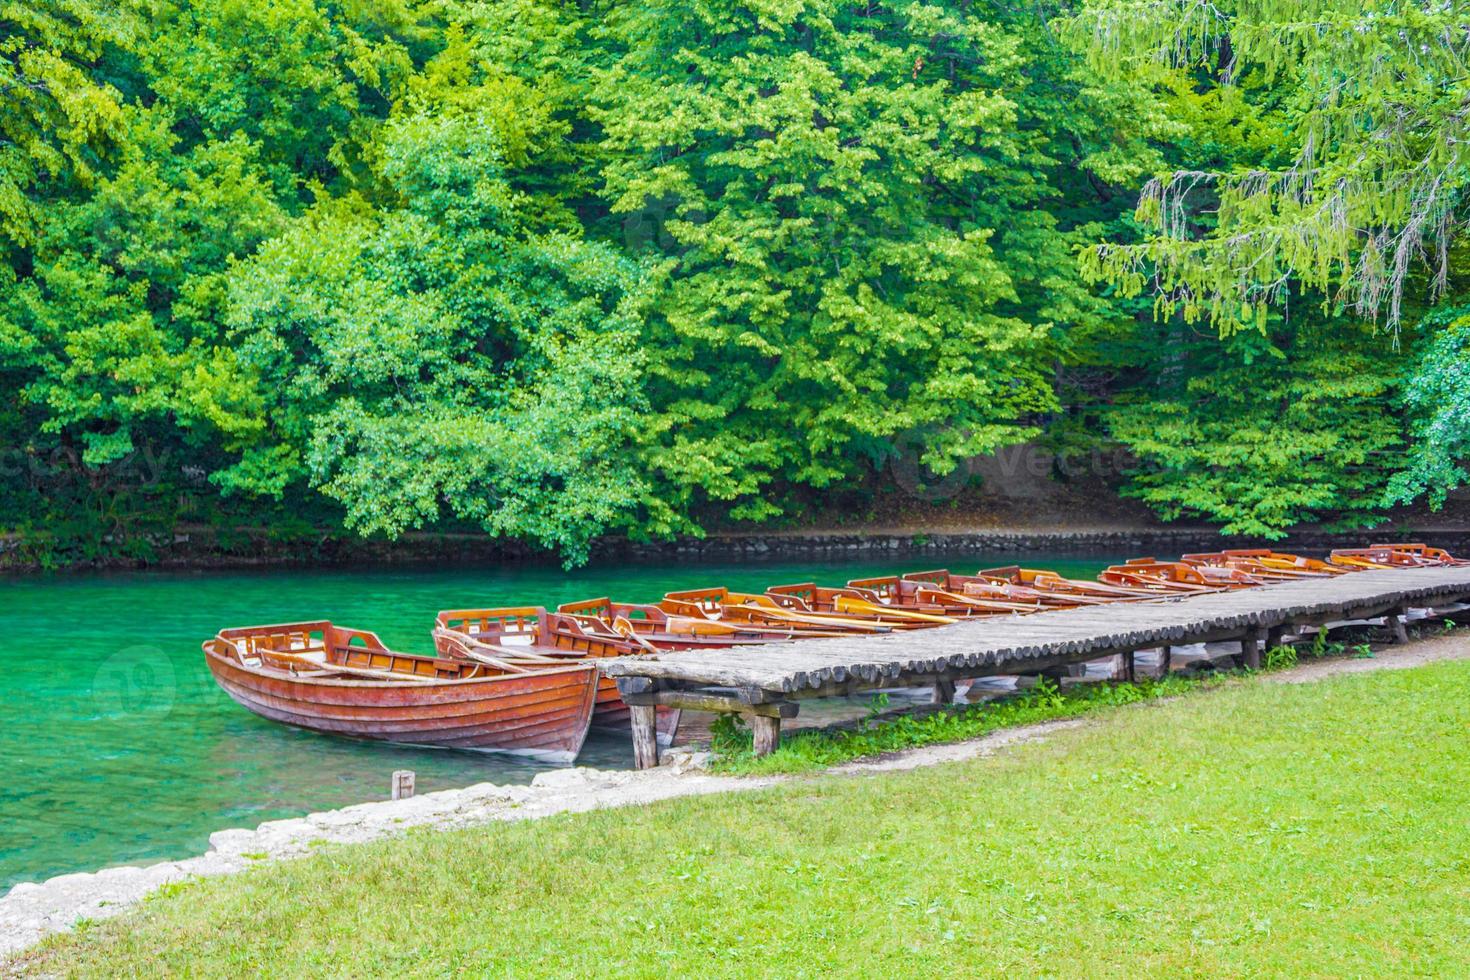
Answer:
[18, 660, 1470, 977]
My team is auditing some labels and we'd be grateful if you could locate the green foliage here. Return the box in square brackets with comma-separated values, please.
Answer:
[1, 0, 1456, 561]
[1106, 317, 1402, 536]
[591, 0, 1124, 520]
[1386, 302, 1470, 509]
[215, 110, 653, 561]
[0, 0, 135, 249]
[1264, 644, 1297, 671]
[1061, 0, 1470, 334]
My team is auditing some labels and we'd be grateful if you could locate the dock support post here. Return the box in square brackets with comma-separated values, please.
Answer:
[1386, 608, 1409, 645]
[1122, 650, 1136, 683]
[933, 678, 956, 704]
[1159, 646, 1172, 677]
[630, 705, 660, 770]
[1241, 628, 1265, 670]
[751, 715, 781, 757]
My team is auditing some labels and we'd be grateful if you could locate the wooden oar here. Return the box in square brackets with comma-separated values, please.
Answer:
[831, 595, 956, 625]
[612, 618, 662, 654]
[450, 645, 573, 674]
[912, 586, 1037, 614]
[724, 603, 894, 632]
[659, 613, 830, 640]
[263, 649, 439, 683]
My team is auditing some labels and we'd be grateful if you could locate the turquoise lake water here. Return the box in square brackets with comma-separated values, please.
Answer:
[0, 554, 1110, 890]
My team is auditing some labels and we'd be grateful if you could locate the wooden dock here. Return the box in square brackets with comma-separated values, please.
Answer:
[604, 566, 1470, 766]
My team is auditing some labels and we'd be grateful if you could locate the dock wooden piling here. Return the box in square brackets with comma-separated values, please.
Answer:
[1241, 629, 1263, 670]
[630, 704, 660, 769]
[751, 715, 781, 756]
[604, 567, 1470, 766]
[1386, 609, 1410, 644]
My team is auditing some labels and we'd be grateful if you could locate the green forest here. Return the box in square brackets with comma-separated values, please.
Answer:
[3, 0, 1467, 564]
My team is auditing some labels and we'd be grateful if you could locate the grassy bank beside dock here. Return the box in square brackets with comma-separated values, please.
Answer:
[707, 672, 1218, 775]
[15, 658, 1470, 977]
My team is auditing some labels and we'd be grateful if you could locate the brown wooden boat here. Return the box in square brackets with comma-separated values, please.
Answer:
[763, 583, 958, 628]
[434, 606, 635, 659]
[902, 569, 1118, 608]
[1099, 559, 1250, 593]
[1328, 548, 1408, 569]
[660, 588, 894, 634]
[556, 597, 802, 648]
[1363, 543, 1469, 566]
[1199, 549, 1348, 577]
[977, 565, 1159, 600]
[433, 607, 682, 740]
[204, 621, 598, 761]
[1181, 550, 1337, 581]
[845, 575, 1037, 616]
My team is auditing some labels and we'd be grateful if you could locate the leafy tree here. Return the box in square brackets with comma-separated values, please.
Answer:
[214, 109, 652, 560]
[7, 0, 1451, 562]
[1060, 0, 1470, 520]
[1385, 296, 1470, 509]
[0, 0, 444, 549]
[1059, 0, 1470, 333]
[0, 0, 136, 251]
[141, 0, 432, 198]
[591, 0, 1128, 521]
[1107, 316, 1403, 536]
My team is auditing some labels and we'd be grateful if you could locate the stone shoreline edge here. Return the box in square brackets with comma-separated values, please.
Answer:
[9, 525, 1470, 573]
[0, 718, 1074, 961]
[0, 750, 735, 959]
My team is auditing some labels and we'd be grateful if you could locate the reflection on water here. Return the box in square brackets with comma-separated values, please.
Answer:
[0, 554, 1108, 889]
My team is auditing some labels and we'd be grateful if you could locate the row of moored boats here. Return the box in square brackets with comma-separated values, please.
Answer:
[204, 543, 1465, 761]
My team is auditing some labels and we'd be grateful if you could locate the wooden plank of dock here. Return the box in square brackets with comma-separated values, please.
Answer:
[604, 566, 1470, 766]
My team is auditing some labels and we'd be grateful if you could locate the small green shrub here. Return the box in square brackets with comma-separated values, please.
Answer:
[1265, 645, 1299, 670]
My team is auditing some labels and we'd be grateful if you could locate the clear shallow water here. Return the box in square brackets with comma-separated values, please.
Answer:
[0, 554, 1109, 889]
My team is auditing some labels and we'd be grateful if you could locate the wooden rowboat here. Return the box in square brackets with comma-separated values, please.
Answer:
[1202, 550, 1349, 577]
[556, 597, 802, 648]
[433, 607, 682, 741]
[845, 575, 1038, 616]
[1364, 543, 1470, 567]
[1182, 550, 1348, 581]
[204, 621, 598, 762]
[902, 569, 1120, 608]
[661, 588, 894, 634]
[978, 566, 1159, 600]
[763, 583, 958, 628]
[1099, 560, 1244, 593]
[1328, 548, 1407, 569]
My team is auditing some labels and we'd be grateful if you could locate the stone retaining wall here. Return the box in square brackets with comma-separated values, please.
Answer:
[590, 528, 1470, 562]
[8, 525, 1470, 573]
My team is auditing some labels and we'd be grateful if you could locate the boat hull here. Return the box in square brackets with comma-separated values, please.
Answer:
[205, 647, 598, 762]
